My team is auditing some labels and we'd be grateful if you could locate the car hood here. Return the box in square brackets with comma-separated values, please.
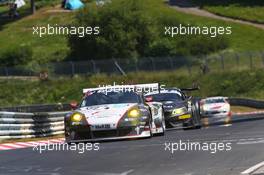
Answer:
[202, 103, 229, 111]
[78, 103, 137, 126]
[162, 101, 186, 111]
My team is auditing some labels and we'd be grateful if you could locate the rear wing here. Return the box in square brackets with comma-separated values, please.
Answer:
[83, 83, 161, 94]
[180, 86, 200, 92]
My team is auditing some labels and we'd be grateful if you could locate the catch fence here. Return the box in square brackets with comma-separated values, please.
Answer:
[0, 51, 263, 77]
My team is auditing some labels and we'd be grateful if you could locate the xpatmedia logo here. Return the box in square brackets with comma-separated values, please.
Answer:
[32, 24, 100, 38]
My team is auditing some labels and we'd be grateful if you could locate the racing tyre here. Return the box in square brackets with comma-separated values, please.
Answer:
[156, 108, 166, 136]
[65, 127, 80, 144]
[184, 102, 201, 130]
[148, 111, 153, 138]
[191, 101, 202, 129]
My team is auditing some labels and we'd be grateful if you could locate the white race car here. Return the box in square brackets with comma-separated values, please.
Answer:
[64, 83, 165, 143]
[200, 97, 231, 117]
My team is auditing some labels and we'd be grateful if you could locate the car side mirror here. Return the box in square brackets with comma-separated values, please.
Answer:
[70, 101, 78, 110]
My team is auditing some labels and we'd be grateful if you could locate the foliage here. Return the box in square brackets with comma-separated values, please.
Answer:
[0, 0, 263, 67]
[0, 45, 33, 66]
[68, 0, 229, 60]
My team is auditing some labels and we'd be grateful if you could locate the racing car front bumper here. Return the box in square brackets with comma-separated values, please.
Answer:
[165, 111, 192, 122]
[201, 110, 231, 118]
[65, 125, 152, 143]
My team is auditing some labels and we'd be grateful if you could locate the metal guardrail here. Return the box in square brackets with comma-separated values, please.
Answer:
[228, 98, 264, 109]
[0, 111, 69, 140]
[202, 113, 264, 127]
[1, 97, 262, 113]
[0, 104, 71, 113]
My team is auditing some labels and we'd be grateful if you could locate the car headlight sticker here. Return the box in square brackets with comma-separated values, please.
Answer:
[128, 109, 140, 118]
[71, 113, 84, 122]
[172, 107, 187, 115]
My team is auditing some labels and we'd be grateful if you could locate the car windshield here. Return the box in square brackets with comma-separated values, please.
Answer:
[145, 93, 182, 102]
[205, 98, 225, 104]
[80, 91, 141, 107]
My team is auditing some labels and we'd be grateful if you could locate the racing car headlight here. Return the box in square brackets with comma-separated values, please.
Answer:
[172, 107, 187, 115]
[118, 108, 141, 127]
[202, 106, 208, 111]
[128, 109, 140, 118]
[71, 113, 84, 122]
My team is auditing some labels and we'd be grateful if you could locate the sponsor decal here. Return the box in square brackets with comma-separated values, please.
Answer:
[93, 124, 111, 129]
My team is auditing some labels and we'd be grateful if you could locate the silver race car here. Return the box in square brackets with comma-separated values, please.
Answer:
[200, 97, 231, 117]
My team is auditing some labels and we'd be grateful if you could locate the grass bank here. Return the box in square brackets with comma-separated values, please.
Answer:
[0, 0, 263, 66]
[192, 0, 264, 24]
[1, 69, 264, 107]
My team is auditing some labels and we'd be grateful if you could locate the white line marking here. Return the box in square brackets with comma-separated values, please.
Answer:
[237, 140, 264, 145]
[121, 169, 134, 175]
[241, 161, 264, 174]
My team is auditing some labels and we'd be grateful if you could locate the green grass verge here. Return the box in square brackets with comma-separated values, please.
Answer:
[160, 2, 264, 52]
[1, 69, 264, 107]
[0, 11, 75, 64]
[0, 0, 89, 64]
[231, 106, 263, 113]
[192, 0, 264, 24]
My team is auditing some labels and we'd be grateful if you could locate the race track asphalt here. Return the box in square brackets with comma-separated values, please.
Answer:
[1, 118, 264, 175]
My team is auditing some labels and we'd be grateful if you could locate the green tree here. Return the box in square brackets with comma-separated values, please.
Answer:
[31, 0, 36, 14]
[68, 0, 158, 60]
[68, 0, 229, 61]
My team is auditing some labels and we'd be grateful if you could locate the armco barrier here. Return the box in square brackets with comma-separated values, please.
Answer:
[202, 112, 264, 127]
[0, 111, 69, 140]
[0, 97, 262, 113]
[0, 104, 71, 113]
[228, 98, 264, 109]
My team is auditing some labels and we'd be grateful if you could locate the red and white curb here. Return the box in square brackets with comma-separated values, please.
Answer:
[0, 138, 65, 151]
[234, 111, 264, 115]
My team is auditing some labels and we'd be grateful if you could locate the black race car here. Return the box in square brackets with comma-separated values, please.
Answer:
[144, 88, 201, 129]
